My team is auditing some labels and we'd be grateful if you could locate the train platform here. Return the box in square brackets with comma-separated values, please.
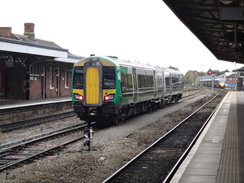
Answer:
[171, 91, 244, 183]
[0, 96, 71, 110]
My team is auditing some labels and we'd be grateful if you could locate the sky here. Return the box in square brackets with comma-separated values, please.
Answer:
[1, 0, 243, 74]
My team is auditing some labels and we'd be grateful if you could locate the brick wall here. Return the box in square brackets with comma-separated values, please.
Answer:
[60, 70, 71, 96]
[29, 66, 71, 99]
[0, 27, 12, 38]
[6, 63, 26, 99]
[30, 76, 42, 99]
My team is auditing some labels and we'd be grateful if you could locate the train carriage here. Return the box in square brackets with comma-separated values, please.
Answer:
[72, 55, 183, 124]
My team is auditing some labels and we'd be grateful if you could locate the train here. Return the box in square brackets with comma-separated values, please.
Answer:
[71, 55, 184, 124]
[196, 72, 236, 89]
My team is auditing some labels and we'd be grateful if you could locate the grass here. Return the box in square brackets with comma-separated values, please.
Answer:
[0, 179, 16, 183]
[111, 154, 123, 163]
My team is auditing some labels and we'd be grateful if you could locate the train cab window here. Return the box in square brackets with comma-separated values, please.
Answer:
[73, 66, 84, 89]
[103, 67, 116, 89]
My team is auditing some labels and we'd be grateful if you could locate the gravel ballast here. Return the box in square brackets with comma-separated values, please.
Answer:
[0, 93, 216, 183]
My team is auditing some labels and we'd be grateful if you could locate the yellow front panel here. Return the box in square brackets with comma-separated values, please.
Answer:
[73, 89, 84, 96]
[102, 89, 116, 101]
[86, 68, 99, 104]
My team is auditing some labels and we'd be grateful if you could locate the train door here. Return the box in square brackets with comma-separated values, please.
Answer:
[132, 67, 138, 103]
[56, 68, 60, 97]
[162, 70, 165, 97]
[153, 70, 157, 98]
[85, 67, 100, 104]
[164, 71, 171, 104]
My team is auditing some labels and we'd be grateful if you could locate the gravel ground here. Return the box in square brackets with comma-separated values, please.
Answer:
[0, 116, 81, 145]
[0, 92, 213, 183]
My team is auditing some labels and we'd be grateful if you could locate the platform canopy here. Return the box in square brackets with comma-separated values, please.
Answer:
[162, 0, 244, 64]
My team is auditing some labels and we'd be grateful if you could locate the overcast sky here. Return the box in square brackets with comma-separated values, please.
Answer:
[1, 0, 243, 74]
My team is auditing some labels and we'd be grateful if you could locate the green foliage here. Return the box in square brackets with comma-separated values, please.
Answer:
[184, 70, 199, 85]
[184, 69, 229, 85]
[0, 179, 16, 183]
[111, 154, 123, 163]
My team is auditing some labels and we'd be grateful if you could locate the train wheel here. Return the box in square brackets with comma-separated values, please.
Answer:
[121, 113, 126, 122]
[147, 102, 153, 113]
[110, 114, 120, 125]
[159, 100, 164, 109]
[174, 97, 179, 104]
[113, 118, 119, 125]
[152, 103, 156, 111]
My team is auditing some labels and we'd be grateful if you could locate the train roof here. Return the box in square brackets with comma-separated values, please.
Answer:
[163, 67, 182, 75]
[75, 55, 160, 70]
[75, 55, 183, 75]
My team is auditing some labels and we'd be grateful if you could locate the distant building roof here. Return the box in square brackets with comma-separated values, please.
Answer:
[226, 74, 235, 78]
[13, 33, 63, 50]
[0, 23, 83, 61]
[235, 66, 244, 71]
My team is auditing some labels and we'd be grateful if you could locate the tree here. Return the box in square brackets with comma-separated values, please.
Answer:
[184, 70, 199, 85]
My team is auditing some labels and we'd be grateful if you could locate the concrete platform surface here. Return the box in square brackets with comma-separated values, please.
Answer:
[171, 91, 243, 183]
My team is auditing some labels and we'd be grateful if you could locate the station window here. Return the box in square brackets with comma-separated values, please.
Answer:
[240, 72, 244, 77]
[50, 67, 54, 89]
[65, 71, 69, 88]
[30, 65, 39, 76]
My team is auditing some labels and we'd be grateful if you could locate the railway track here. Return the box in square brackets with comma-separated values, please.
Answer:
[0, 111, 76, 132]
[103, 92, 225, 183]
[0, 89, 200, 133]
[0, 122, 89, 172]
[0, 89, 204, 171]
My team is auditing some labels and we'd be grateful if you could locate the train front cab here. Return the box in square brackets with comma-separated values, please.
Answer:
[72, 57, 120, 123]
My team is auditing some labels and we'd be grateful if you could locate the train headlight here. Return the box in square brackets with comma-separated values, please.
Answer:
[104, 94, 114, 101]
[74, 93, 84, 101]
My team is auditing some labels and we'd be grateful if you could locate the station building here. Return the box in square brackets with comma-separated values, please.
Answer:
[0, 23, 83, 100]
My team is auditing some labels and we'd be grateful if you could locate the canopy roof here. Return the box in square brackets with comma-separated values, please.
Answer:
[162, 0, 244, 64]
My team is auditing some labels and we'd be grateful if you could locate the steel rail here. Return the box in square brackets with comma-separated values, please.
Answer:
[0, 111, 76, 132]
[163, 92, 225, 182]
[0, 123, 88, 171]
[0, 136, 85, 171]
[0, 122, 87, 149]
[102, 92, 223, 183]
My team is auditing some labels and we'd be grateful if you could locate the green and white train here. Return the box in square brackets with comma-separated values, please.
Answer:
[72, 55, 184, 124]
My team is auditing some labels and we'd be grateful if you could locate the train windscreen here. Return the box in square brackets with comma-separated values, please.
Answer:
[103, 67, 115, 89]
[73, 66, 84, 89]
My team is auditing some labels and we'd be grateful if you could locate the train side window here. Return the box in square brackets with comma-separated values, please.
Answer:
[148, 75, 153, 88]
[138, 75, 146, 89]
[121, 72, 133, 91]
[103, 67, 116, 89]
[138, 75, 153, 89]
[127, 74, 133, 90]
[166, 77, 170, 88]
[73, 66, 84, 89]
